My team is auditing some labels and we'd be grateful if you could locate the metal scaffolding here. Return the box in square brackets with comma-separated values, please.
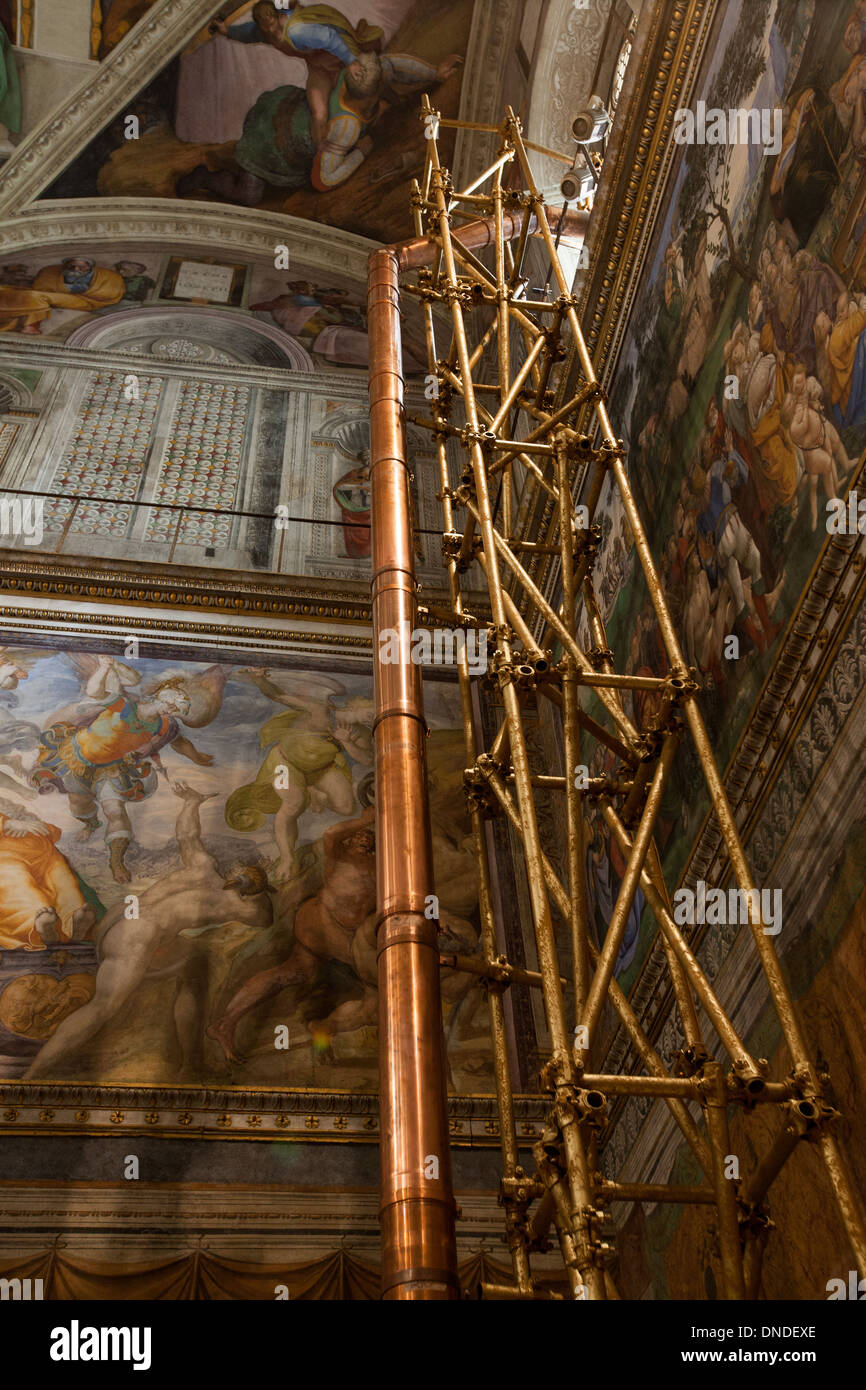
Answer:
[367, 105, 866, 1300]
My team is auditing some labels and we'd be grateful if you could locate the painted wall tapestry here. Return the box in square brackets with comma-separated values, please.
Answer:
[0, 642, 492, 1092]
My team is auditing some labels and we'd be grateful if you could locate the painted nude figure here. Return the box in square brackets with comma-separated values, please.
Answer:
[25, 781, 273, 1080]
[207, 804, 376, 1062]
[781, 368, 852, 529]
[225, 668, 372, 883]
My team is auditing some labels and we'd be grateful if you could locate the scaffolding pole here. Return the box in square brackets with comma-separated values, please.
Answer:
[368, 103, 866, 1300]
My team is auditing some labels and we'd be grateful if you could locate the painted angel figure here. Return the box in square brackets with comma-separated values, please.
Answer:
[225, 667, 373, 883]
[0, 646, 54, 797]
[28, 655, 229, 885]
[0, 643, 54, 693]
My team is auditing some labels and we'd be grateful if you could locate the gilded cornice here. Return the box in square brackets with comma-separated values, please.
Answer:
[0, 548, 375, 621]
[0, 1080, 545, 1145]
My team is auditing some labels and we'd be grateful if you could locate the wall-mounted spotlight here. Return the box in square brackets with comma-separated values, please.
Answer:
[560, 149, 595, 203]
[571, 95, 611, 146]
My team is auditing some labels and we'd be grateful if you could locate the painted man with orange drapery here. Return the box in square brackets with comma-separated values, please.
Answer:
[0, 798, 95, 951]
[0, 258, 125, 334]
[826, 291, 866, 429]
[747, 323, 798, 514]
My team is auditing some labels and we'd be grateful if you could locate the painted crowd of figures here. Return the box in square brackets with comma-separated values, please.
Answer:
[614, 0, 866, 770]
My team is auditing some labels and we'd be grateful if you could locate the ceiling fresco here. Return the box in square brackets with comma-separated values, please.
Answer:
[42, 0, 474, 243]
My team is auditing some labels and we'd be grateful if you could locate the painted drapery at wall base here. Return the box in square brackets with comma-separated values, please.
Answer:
[0, 642, 493, 1092]
[45, 0, 472, 244]
[589, 0, 866, 996]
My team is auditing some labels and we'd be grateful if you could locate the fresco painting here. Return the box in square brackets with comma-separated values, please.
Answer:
[0, 643, 492, 1091]
[0, 3, 20, 152]
[98, 0, 160, 59]
[585, 0, 866, 992]
[46, 0, 472, 244]
[0, 243, 426, 371]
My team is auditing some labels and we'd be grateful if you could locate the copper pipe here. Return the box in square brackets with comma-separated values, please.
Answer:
[368, 248, 458, 1300]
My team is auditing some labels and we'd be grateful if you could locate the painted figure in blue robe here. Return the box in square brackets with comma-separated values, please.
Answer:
[215, 1, 384, 146]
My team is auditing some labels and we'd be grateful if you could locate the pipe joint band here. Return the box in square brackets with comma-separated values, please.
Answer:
[372, 706, 428, 734]
[377, 913, 439, 951]
[382, 1267, 462, 1295]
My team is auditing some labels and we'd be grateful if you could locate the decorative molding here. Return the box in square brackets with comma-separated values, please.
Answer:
[65, 304, 315, 373]
[0, 549, 379, 622]
[0, 335, 365, 393]
[0, 606, 375, 654]
[0, 200, 379, 283]
[452, 0, 523, 185]
[577, 0, 716, 385]
[0, 1080, 545, 1145]
[0, 1185, 503, 1256]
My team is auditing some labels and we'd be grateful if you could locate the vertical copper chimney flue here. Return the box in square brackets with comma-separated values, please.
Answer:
[367, 248, 459, 1300]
